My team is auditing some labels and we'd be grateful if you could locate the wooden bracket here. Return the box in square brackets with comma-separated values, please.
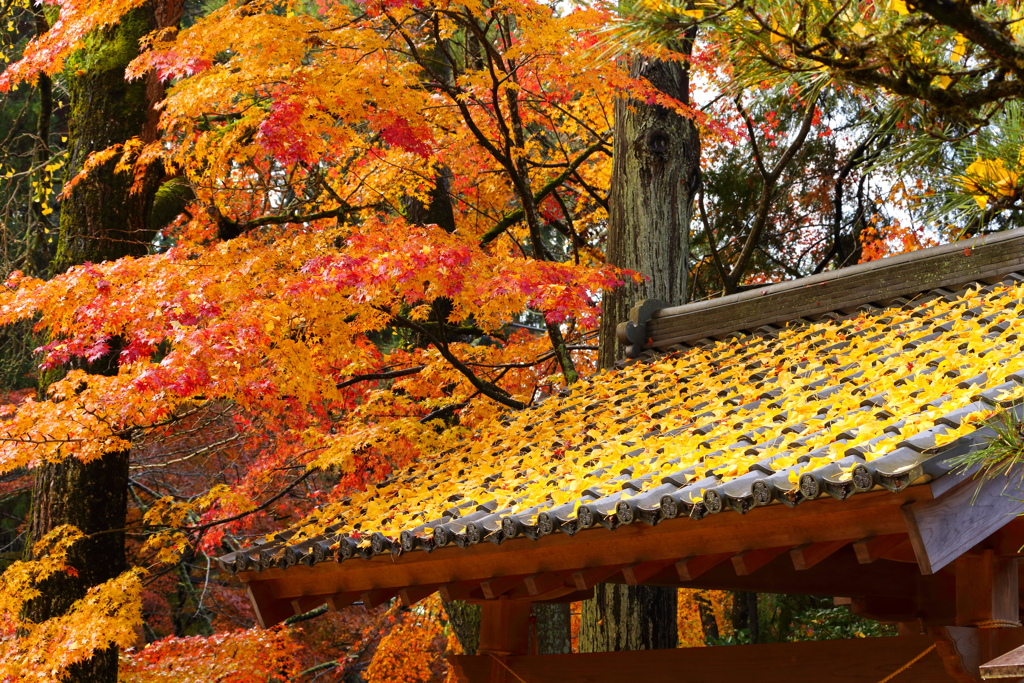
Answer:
[853, 534, 907, 564]
[362, 587, 400, 609]
[572, 565, 627, 591]
[399, 583, 442, 608]
[623, 559, 676, 585]
[482, 575, 530, 600]
[246, 582, 294, 629]
[676, 553, 730, 581]
[326, 590, 361, 611]
[904, 468, 1024, 575]
[440, 581, 484, 602]
[790, 540, 849, 570]
[732, 547, 788, 576]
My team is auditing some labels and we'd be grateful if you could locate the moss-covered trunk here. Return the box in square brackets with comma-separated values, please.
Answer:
[50, 8, 162, 274]
[26, 7, 162, 683]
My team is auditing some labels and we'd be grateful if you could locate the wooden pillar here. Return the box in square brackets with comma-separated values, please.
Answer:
[477, 598, 532, 683]
[931, 552, 1023, 682]
[956, 551, 1019, 627]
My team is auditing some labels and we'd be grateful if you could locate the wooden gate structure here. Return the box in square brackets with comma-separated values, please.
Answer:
[221, 229, 1024, 682]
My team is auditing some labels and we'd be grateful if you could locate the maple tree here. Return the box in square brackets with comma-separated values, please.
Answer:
[0, 0, 664, 679]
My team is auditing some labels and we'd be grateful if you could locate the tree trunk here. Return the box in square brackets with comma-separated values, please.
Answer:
[732, 591, 759, 643]
[579, 584, 678, 652]
[533, 602, 571, 654]
[444, 600, 481, 655]
[597, 51, 700, 369]
[586, 44, 699, 652]
[25, 7, 163, 683]
[49, 8, 162, 275]
[696, 590, 720, 643]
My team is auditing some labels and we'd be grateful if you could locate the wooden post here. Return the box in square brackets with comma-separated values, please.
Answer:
[929, 552, 1023, 682]
[956, 551, 1019, 627]
[477, 598, 532, 683]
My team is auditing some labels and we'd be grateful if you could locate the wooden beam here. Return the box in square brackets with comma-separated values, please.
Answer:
[732, 547, 788, 576]
[623, 559, 677, 586]
[481, 575, 529, 600]
[850, 595, 946, 625]
[854, 534, 907, 564]
[399, 583, 442, 608]
[956, 552, 1019, 627]
[449, 634, 949, 683]
[361, 587, 399, 609]
[572, 565, 627, 591]
[904, 470, 1024, 575]
[535, 588, 594, 604]
[791, 540, 849, 570]
[676, 553, 731, 581]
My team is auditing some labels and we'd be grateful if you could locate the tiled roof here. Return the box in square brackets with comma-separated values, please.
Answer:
[220, 236, 1024, 576]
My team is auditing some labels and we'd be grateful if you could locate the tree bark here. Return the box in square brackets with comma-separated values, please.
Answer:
[25, 7, 163, 683]
[585, 42, 699, 651]
[579, 584, 678, 652]
[49, 8, 162, 276]
[533, 602, 571, 655]
[696, 590, 720, 643]
[444, 600, 481, 655]
[597, 50, 700, 369]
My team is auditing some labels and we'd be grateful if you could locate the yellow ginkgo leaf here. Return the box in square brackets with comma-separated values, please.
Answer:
[960, 156, 1020, 208]
[951, 34, 968, 63]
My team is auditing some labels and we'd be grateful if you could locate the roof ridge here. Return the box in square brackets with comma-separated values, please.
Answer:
[618, 228, 1024, 358]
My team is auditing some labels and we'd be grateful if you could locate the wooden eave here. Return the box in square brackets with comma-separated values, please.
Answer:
[240, 464, 1024, 630]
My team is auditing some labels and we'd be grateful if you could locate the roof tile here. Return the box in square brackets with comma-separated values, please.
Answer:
[222, 265, 1024, 574]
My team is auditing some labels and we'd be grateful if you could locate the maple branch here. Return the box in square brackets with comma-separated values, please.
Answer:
[419, 400, 469, 423]
[464, 344, 598, 369]
[217, 204, 368, 241]
[479, 139, 609, 246]
[384, 10, 514, 171]
[184, 467, 318, 532]
[284, 604, 330, 625]
[336, 365, 425, 389]
[386, 311, 527, 410]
